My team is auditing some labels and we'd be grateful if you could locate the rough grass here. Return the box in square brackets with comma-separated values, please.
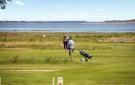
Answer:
[0, 32, 135, 42]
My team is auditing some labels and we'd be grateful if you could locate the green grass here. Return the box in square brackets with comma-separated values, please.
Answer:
[0, 32, 135, 85]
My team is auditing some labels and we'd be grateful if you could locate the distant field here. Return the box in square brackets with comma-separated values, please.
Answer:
[0, 32, 135, 85]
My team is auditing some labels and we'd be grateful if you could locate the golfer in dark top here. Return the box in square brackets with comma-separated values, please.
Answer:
[63, 34, 69, 51]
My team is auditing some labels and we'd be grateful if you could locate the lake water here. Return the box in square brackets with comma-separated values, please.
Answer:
[0, 22, 135, 32]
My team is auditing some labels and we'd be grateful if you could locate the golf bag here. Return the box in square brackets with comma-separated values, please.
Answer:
[80, 50, 92, 62]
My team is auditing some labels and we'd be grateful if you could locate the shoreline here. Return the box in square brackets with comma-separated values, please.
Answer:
[0, 30, 135, 33]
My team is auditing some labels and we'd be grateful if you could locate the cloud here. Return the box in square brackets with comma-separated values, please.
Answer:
[15, 0, 25, 6]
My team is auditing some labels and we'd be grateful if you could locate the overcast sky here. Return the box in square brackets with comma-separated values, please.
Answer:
[0, 0, 135, 21]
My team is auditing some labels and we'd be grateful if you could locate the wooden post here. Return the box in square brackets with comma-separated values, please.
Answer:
[0, 77, 1, 85]
[52, 77, 55, 85]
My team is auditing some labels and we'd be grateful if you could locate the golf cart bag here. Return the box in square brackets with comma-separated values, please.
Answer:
[80, 50, 92, 62]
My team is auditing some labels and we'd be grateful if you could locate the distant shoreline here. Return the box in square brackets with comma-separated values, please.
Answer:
[0, 19, 135, 23]
[0, 30, 135, 33]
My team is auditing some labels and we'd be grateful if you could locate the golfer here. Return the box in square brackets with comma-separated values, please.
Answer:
[63, 34, 69, 51]
[67, 36, 75, 61]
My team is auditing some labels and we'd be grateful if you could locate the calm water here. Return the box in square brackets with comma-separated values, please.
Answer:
[0, 22, 135, 32]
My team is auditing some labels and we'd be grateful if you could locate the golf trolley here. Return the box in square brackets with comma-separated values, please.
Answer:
[80, 50, 92, 62]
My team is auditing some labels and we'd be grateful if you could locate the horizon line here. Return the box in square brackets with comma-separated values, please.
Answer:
[0, 19, 135, 22]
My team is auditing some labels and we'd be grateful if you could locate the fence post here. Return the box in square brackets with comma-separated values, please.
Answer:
[0, 77, 1, 85]
[52, 77, 55, 85]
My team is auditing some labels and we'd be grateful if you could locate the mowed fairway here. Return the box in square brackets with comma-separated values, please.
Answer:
[0, 32, 135, 85]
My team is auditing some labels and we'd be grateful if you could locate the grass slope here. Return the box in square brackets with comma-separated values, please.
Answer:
[0, 32, 135, 85]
